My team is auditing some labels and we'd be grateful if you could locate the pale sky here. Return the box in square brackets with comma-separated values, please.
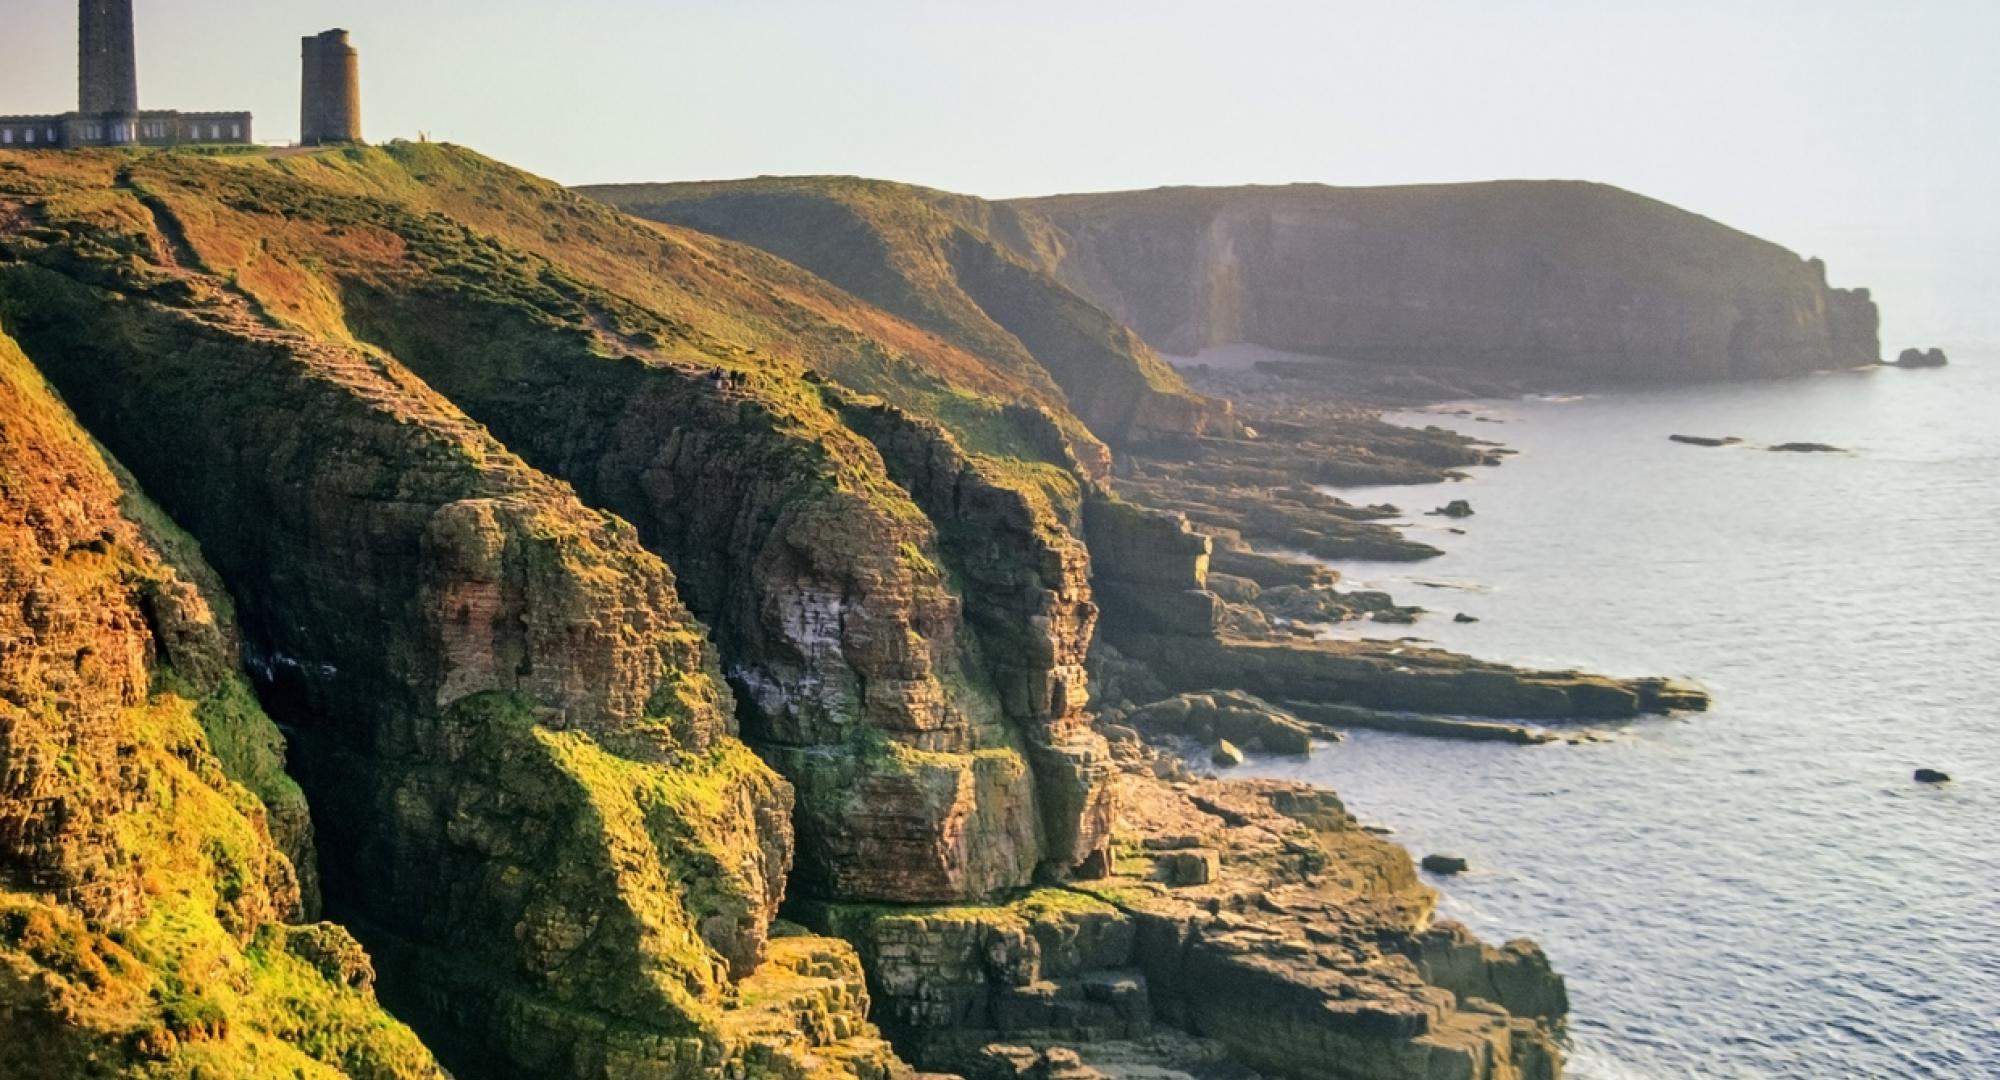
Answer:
[3, 0, 1993, 347]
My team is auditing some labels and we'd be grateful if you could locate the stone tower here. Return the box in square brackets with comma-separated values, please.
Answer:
[300, 29, 362, 146]
[78, 0, 139, 140]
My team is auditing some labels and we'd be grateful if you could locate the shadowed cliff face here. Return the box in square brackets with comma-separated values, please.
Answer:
[0, 327, 445, 1079]
[1007, 181, 1881, 382]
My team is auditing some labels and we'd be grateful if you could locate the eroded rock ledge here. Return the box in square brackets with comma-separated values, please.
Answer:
[803, 769, 1566, 1080]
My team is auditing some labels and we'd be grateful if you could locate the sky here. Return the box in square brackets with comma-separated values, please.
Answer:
[3, 0, 1994, 347]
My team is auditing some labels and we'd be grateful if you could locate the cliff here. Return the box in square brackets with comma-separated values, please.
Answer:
[582, 177, 1237, 448]
[1007, 181, 1881, 382]
[0, 144, 1715, 1080]
[0, 327, 442, 1078]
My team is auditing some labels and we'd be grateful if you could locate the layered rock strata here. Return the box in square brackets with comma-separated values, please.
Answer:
[1085, 497, 1706, 721]
[805, 771, 1566, 1080]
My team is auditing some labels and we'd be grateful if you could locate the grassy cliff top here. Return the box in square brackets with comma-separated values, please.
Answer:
[584, 173, 1230, 448]
[1009, 179, 1851, 299]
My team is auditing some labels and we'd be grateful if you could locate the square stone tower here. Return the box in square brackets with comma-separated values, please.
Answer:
[78, 0, 139, 138]
[301, 29, 363, 146]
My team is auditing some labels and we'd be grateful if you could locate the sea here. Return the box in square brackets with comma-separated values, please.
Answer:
[1237, 353, 2000, 1079]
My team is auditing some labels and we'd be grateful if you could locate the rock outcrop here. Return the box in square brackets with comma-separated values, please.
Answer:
[1008, 181, 1882, 383]
[1087, 500, 1706, 722]
[805, 772, 1566, 1080]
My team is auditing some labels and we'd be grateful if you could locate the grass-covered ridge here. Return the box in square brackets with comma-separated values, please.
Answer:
[583, 174, 1235, 449]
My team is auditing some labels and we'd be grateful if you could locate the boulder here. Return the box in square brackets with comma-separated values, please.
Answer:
[1206, 572, 1263, 604]
[1431, 500, 1475, 518]
[1155, 848, 1222, 887]
[1893, 347, 1949, 369]
[1454, 613, 1481, 624]
[1128, 692, 1315, 756]
[1769, 442, 1845, 453]
[1212, 740, 1246, 768]
[1422, 854, 1470, 875]
[1914, 768, 1951, 784]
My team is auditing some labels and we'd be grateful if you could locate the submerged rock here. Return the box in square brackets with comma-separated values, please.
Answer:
[1769, 442, 1845, 453]
[1914, 768, 1952, 784]
[1669, 434, 1743, 447]
[1893, 347, 1949, 369]
[1422, 854, 1471, 875]
[1432, 499, 1476, 518]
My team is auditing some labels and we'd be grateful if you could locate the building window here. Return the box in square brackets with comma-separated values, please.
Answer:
[231, 123, 242, 139]
[24, 129, 34, 145]
[2, 130, 13, 145]
[47, 128, 57, 143]
[209, 124, 221, 140]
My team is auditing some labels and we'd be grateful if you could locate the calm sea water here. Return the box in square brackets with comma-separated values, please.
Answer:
[1242, 355, 2000, 1079]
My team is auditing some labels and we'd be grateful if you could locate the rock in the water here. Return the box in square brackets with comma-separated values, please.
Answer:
[1422, 854, 1471, 875]
[1669, 434, 1742, 447]
[1894, 347, 1949, 369]
[1914, 768, 1951, 784]
[1431, 500, 1476, 518]
[1212, 740, 1246, 768]
[1769, 442, 1845, 453]
[1455, 613, 1481, 624]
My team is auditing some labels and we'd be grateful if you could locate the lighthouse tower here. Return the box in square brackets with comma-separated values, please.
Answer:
[301, 29, 363, 146]
[77, 0, 139, 144]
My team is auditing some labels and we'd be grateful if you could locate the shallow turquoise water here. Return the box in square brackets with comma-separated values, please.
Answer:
[1242, 356, 2000, 1078]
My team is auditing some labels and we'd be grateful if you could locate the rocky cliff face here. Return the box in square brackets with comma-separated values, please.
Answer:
[1009, 182, 1881, 382]
[0, 144, 1723, 1080]
[0, 326, 443, 1078]
[0, 150, 901, 1079]
[109, 145, 1116, 905]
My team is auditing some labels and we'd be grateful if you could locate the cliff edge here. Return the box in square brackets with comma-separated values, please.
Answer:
[1008, 181, 1880, 382]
